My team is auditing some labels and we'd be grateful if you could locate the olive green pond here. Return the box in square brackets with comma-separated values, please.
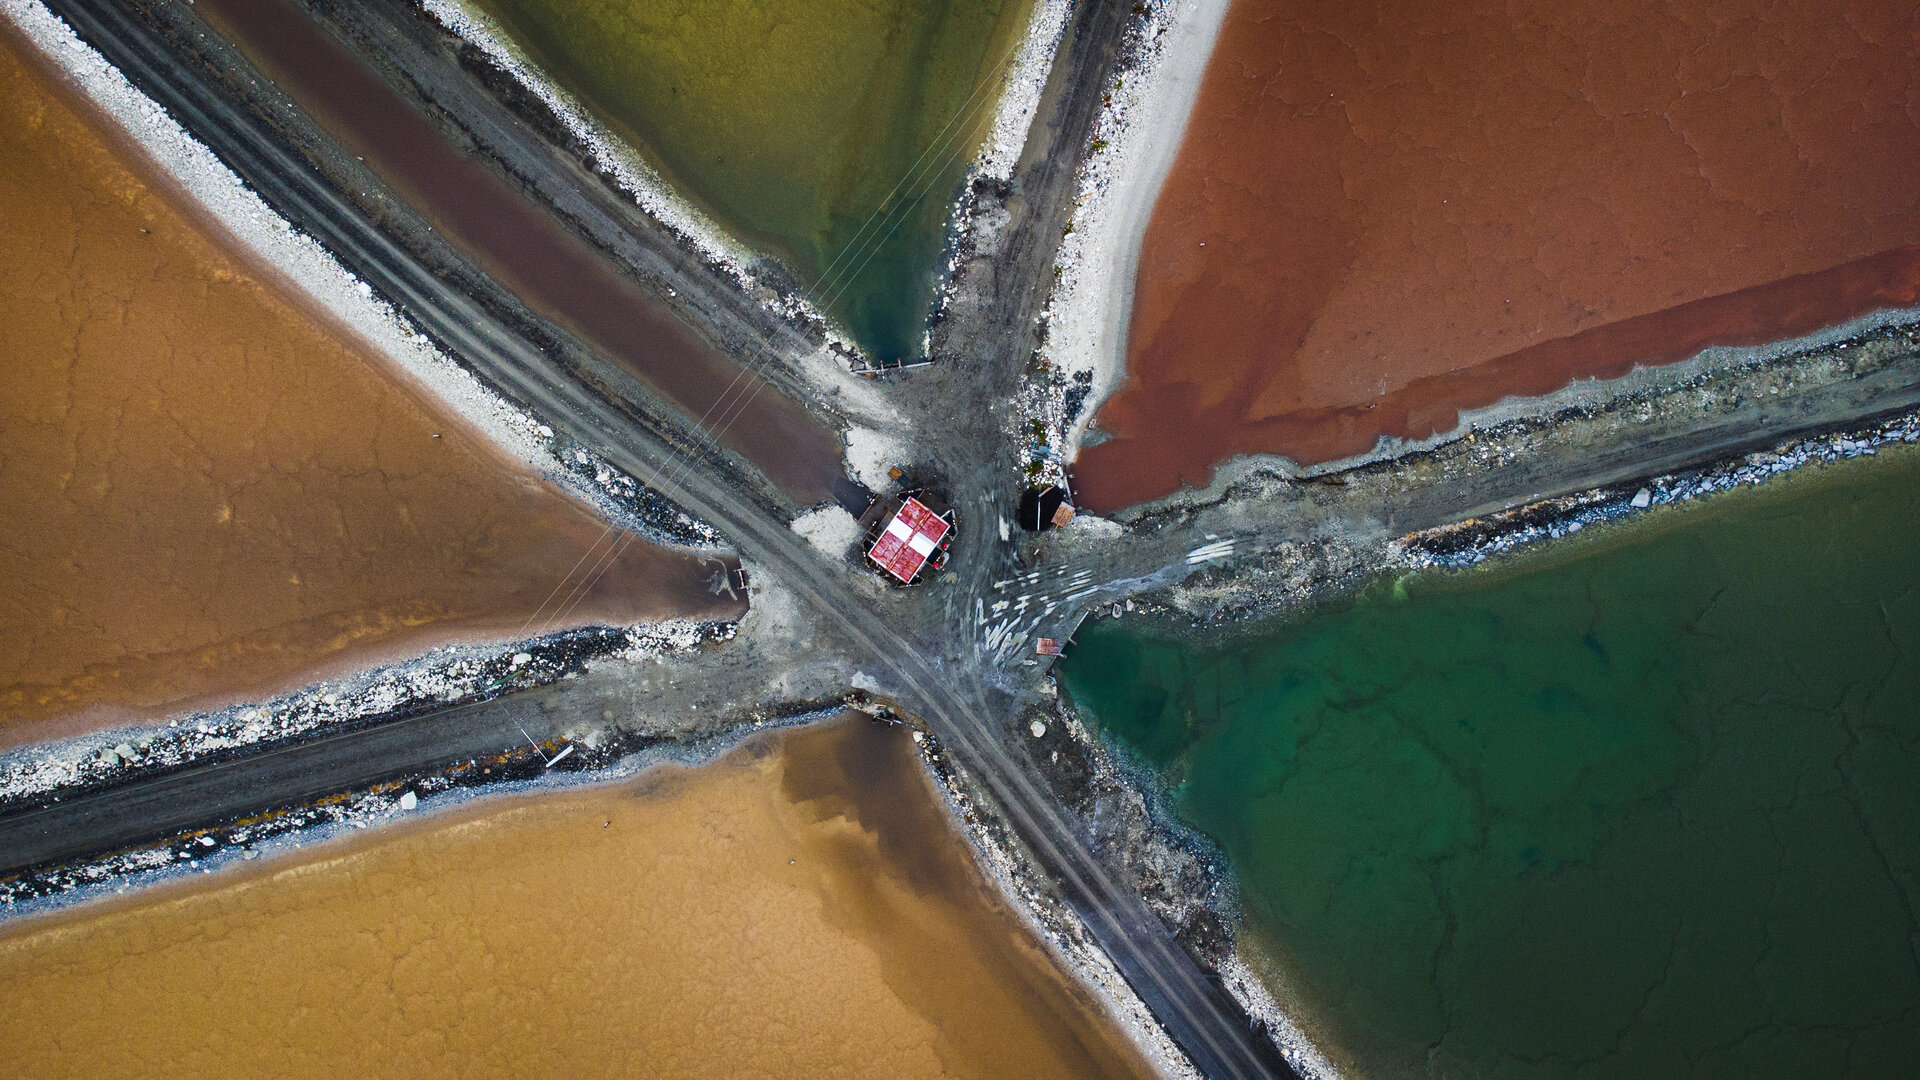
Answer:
[1063, 446, 1920, 1078]
[471, 0, 1034, 365]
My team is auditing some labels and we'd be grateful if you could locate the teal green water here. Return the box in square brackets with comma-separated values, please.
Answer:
[1063, 449, 1920, 1078]
[473, 0, 1032, 364]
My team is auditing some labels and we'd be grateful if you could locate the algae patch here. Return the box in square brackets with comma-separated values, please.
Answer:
[470, 0, 1034, 364]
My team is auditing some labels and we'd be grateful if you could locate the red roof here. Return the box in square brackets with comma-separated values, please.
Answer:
[868, 497, 951, 584]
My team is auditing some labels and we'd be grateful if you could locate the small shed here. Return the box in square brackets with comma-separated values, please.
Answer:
[1017, 485, 1070, 532]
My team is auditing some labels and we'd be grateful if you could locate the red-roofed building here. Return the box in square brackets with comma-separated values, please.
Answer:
[862, 493, 955, 586]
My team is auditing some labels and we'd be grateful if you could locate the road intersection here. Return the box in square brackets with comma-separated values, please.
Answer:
[23, 1, 1292, 1073]
[14, 2, 1920, 1075]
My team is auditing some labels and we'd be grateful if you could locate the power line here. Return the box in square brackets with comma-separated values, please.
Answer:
[526, 20, 1041, 639]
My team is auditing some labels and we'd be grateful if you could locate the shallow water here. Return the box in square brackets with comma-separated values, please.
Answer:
[1064, 449, 1920, 1077]
[0, 718, 1151, 1079]
[1076, 0, 1920, 511]
[0, 30, 736, 743]
[472, 0, 1033, 364]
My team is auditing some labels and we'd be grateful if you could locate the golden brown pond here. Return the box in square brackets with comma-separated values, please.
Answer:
[0, 718, 1152, 1079]
[0, 30, 739, 746]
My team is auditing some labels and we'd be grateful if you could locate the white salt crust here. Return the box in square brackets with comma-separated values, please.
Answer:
[789, 505, 863, 561]
[975, 0, 1072, 181]
[1, 0, 557, 471]
[842, 424, 908, 493]
[0, 620, 733, 807]
[1037, 0, 1231, 455]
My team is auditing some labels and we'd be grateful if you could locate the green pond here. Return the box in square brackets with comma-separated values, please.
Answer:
[472, 0, 1033, 364]
[1063, 448, 1920, 1078]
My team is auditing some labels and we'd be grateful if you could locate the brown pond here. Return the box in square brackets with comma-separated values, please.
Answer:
[0, 717, 1153, 1080]
[0, 31, 740, 746]
[193, 0, 844, 504]
[1075, 0, 1920, 512]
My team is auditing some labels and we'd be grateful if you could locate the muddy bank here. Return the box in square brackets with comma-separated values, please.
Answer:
[0, 29, 736, 744]
[0, 717, 1152, 1079]
[1076, 0, 1920, 511]
[193, 0, 843, 503]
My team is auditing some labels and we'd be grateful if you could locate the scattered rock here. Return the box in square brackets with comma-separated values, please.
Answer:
[510, 652, 532, 668]
[1030, 720, 1048, 738]
[399, 791, 418, 811]
[1631, 488, 1652, 508]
